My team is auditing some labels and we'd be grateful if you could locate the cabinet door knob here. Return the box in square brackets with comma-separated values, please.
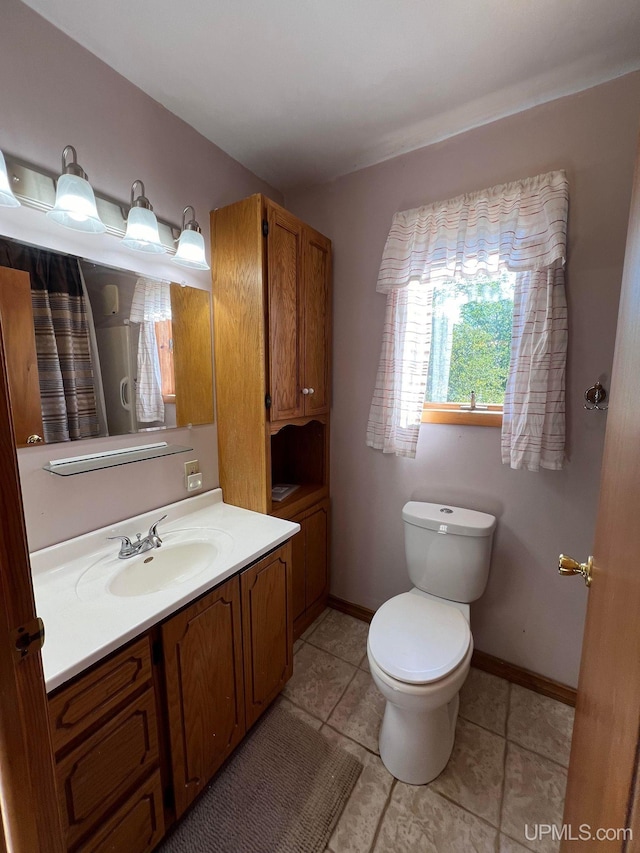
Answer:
[301, 387, 309, 395]
[308, 388, 315, 395]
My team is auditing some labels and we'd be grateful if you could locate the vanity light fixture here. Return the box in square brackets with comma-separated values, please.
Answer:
[0, 149, 21, 208]
[171, 206, 210, 270]
[122, 180, 166, 254]
[46, 145, 106, 233]
[0, 150, 184, 254]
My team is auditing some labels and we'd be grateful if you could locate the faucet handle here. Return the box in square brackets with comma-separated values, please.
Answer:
[107, 535, 134, 557]
[107, 535, 132, 546]
[147, 515, 167, 544]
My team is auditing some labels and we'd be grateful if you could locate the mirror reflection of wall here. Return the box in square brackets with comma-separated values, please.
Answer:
[0, 237, 213, 447]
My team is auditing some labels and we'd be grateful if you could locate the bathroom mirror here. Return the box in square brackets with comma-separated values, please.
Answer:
[0, 237, 214, 447]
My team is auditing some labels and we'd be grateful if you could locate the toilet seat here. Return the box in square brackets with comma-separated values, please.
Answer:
[368, 592, 471, 685]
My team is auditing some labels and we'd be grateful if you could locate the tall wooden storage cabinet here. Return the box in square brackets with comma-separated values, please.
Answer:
[211, 195, 331, 636]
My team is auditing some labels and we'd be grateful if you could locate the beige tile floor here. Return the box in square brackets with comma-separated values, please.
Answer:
[280, 607, 575, 853]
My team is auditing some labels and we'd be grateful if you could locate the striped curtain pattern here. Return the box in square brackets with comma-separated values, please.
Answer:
[0, 239, 100, 443]
[501, 263, 568, 470]
[366, 280, 433, 456]
[366, 171, 569, 467]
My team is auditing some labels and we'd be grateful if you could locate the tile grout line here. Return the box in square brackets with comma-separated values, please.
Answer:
[427, 786, 502, 835]
[459, 691, 572, 770]
[501, 830, 538, 853]
[458, 709, 509, 739]
[322, 720, 382, 760]
[325, 657, 362, 725]
[504, 682, 574, 771]
[368, 778, 397, 853]
[319, 721, 367, 853]
[305, 635, 368, 668]
[504, 739, 571, 773]
[285, 644, 364, 727]
[497, 681, 512, 839]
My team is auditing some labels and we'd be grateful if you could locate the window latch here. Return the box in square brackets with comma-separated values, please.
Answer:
[459, 391, 488, 412]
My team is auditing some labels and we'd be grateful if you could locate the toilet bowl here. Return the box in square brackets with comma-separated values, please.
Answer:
[367, 589, 474, 784]
[367, 502, 496, 785]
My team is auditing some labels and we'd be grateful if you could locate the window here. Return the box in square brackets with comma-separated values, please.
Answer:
[366, 170, 568, 468]
[422, 271, 515, 426]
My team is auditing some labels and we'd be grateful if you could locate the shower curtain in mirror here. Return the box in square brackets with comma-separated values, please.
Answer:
[0, 239, 100, 443]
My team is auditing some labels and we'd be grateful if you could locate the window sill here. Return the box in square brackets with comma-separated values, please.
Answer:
[421, 406, 502, 427]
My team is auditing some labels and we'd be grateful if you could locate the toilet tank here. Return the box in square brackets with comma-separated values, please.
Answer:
[403, 502, 496, 603]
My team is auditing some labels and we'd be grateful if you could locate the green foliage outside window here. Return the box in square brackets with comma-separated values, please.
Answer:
[425, 275, 514, 406]
[447, 299, 513, 404]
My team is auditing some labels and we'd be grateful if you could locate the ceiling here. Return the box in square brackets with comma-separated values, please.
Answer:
[21, 0, 640, 191]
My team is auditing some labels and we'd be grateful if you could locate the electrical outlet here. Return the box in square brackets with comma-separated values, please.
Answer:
[184, 460, 199, 489]
[187, 473, 203, 493]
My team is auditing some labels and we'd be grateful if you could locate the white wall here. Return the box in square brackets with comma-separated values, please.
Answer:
[286, 73, 640, 687]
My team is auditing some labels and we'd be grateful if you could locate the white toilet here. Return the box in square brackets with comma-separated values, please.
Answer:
[367, 501, 496, 785]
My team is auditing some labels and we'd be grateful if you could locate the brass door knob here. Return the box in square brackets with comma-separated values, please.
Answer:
[26, 434, 43, 444]
[558, 554, 593, 587]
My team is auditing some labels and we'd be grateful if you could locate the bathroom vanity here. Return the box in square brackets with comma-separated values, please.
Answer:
[32, 489, 298, 852]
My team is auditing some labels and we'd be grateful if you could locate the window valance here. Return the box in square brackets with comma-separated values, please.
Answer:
[376, 170, 568, 293]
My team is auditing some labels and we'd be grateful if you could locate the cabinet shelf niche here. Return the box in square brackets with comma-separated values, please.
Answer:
[270, 420, 327, 516]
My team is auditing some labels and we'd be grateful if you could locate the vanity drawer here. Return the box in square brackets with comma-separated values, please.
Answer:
[49, 636, 153, 753]
[80, 769, 164, 853]
[56, 687, 159, 849]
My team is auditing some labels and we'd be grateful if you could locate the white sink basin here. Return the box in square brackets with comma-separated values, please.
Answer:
[76, 528, 234, 600]
[109, 541, 218, 596]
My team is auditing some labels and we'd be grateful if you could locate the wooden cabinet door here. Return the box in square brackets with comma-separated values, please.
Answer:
[162, 576, 245, 817]
[0, 266, 44, 447]
[302, 230, 331, 417]
[170, 284, 214, 427]
[305, 501, 329, 609]
[267, 203, 305, 422]
[241, 544, 293, 729]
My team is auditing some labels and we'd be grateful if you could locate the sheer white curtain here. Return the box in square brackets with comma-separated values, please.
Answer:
[366, 279, 433, 456]
[502, 262, 568, 470]
[366, 170, 569, 468]
[130, 278, 171, 424]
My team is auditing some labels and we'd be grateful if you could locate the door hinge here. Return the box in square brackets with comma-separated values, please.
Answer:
[262, 219, 269, 237]
[265, 393, 272, 410]
[152, 639, 163, 666]
[11, 616, 45, 661]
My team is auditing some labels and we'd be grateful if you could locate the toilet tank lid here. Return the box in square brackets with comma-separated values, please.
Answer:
[402, 502, 496, 537]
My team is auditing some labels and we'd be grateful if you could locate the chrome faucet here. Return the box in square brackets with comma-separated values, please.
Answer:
[108, 515, 167, 559]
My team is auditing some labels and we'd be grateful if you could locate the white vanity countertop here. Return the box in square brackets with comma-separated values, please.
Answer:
[30, 489, 299, 692]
